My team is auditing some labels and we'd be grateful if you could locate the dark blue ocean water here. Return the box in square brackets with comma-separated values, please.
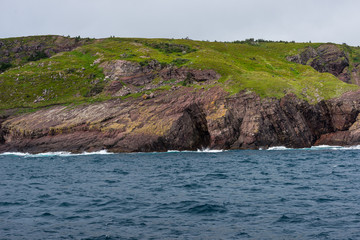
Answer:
[1, 147, 360, 239]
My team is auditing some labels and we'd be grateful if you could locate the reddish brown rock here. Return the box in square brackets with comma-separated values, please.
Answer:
[311, 45, 349, 78]
[2, 87, 360, 153]
[100, 60, 221, 96]
[315, 112, 360, 146]
[100, 60, 155, 86]
[351, 63, 360, 86]
[287, 44, 353, 84]
[159, 67, 220, 82]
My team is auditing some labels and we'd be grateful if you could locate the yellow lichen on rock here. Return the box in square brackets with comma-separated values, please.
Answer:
[206, 104, 227, 121]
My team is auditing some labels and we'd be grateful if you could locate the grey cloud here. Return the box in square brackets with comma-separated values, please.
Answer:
[1, 0, 359, 46]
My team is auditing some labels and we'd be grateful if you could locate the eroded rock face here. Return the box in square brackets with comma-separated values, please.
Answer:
[311, 45, 349, 79]
[0, 89, 215, 153]
[0, 116, 6, 144]
[162, 104, 210, 150]
[101, 60, 154, 88]
[100, 60, 221, 95]
[315, 118, 360, 146]
[101, 60, 143, 78]
[315, 91, 360, 146]
[287, 46, 318, 65]
[351, 63, 360, 86]
[287, 44, 352, 83]
[159, 67, 220, 82]
[1, 87, 360, 153]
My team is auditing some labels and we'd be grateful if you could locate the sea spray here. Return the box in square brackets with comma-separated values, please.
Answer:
[1, 149, 113, 157]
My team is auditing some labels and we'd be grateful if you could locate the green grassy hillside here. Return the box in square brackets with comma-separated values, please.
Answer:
[0, 36, 359, 110]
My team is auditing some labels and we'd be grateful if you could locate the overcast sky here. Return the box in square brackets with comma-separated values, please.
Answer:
[1, 0, 360, 45]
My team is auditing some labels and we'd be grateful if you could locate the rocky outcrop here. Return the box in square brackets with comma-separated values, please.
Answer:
[0, 35, 90, 71]
[0, 116, 6, 144]
[1, 87, 360, 153]
[0, 88, 214, 153]
[100, 59, 220, 96]
[159, 67, 220, 82]
[206, 90, 360, 149]
[287, 44, 353, 83]
[351, 63, 360, 86]
[314, 91, 360, 145]
[315, 116, 360, 146]
[100, 60, 159, 88]
[161, 104, 210, 150]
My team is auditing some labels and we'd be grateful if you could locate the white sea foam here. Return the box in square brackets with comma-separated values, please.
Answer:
[267, 146, 292, 151]
[167, 148, 225, 153]
[197, 148, 225, 153]
[0, 150, 113, 157]
[267, 145, 360, 151]
[2, 145, 359, 157]
[309, 145, 344, 150]
[1, 152, 30, 156]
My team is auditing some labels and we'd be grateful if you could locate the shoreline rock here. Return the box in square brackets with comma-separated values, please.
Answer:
[1, 88, 360, 153]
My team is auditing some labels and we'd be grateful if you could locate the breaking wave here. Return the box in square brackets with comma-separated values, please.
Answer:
[267, 145, 360, 151]
[2, 145, 359, 157]
[0, 150, 113, 157]
[167, 148, 225, 153]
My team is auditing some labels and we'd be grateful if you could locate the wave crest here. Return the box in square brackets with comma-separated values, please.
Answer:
[0, 150, 113, 157]
[267, 145, 360, 151]
[167, 148, 225, 153]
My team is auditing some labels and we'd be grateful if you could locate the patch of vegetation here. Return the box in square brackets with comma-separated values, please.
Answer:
[0, 62, 12, 72]
[0, 48, 104, 109]
[171, 58, 190, 66]
[163, 78, 177, 84]
[139, 59, 168, 68]
[145, 42, 196, 54]
[232, 38, 296, 45]
[74, 36, 81, 43]
[353, 56, 360, 63]
[27, 50, 48, 61]
[84, 82, 106, 97]
[119, 53, 136, 58]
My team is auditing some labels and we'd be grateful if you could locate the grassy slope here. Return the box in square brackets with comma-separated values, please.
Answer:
[0, 37, 359, 110]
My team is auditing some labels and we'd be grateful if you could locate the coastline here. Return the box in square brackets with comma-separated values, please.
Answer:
[2, 38, 360, 153]
[2, 145, 360, 157]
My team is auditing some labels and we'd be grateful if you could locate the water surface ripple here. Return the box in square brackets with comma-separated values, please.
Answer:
[1, 149, 360, 239]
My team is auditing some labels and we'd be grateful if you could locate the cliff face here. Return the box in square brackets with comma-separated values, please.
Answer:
[1, 87, 360, 153]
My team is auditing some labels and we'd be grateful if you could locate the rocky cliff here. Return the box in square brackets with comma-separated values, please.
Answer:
[1, 86, 360, 153]
[1, 36, 360, 153]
